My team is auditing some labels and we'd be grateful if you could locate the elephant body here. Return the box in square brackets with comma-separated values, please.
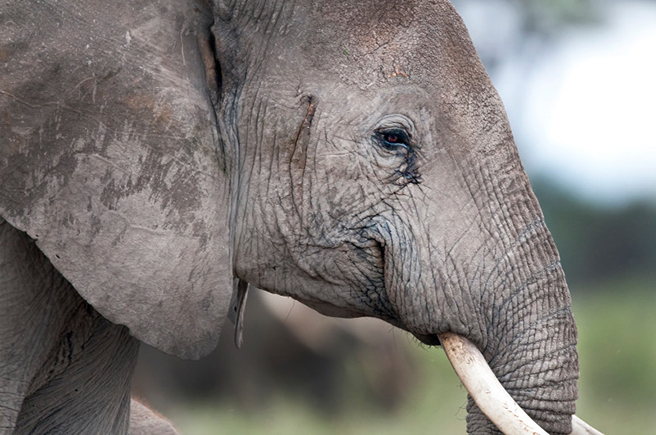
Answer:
[1, 1, 582, 434]
[0, 218, 138, 433]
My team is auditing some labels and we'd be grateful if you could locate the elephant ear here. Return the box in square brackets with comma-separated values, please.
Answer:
[0, 0, 232, 358]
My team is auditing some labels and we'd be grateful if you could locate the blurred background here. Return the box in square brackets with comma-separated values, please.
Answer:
[132, 1, 656, 433]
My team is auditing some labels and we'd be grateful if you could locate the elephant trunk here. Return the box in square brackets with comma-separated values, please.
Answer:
[382, 215, 581, 433]
[375, 185, 582, 433]
[381, 178, 583, 433]
[459, 227, 580, 434]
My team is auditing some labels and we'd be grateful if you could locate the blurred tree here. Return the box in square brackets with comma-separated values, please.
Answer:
[516, 0, 604, 30]
[532, 178, 656, 289]
[450, 0, 608, 153]
[451, 0, 605, 68]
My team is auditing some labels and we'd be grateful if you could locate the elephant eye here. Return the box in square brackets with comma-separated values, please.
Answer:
[375, 128, 411, 152]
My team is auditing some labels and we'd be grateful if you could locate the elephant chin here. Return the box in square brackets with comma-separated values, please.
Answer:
[439, 332, 603, 435]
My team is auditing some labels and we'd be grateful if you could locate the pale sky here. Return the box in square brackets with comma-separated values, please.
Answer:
[461, 0, 656, 206]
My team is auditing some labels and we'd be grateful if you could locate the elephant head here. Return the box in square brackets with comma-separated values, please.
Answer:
[214, 2, 583, 432]
[0, 0, 600, 433]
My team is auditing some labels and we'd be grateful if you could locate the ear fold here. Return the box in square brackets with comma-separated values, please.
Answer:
[0, 0, 232, 359]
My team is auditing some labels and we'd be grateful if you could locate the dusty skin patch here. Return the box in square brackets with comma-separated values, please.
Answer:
[0, 45, 11, 62]
[124, 94, 174, 128]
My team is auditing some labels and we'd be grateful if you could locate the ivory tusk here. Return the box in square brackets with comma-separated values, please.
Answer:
[438, 331, 549, 435]
[438, 332, 604, 435]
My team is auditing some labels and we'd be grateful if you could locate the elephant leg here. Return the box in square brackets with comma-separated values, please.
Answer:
[0, 218, 139, 434]
[129, 400, 179, 435]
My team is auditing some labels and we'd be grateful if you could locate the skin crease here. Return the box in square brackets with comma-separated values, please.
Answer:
[0, 0, 578, 434]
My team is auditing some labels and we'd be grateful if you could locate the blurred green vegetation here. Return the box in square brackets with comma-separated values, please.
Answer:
[169, 338, 469, 435]
[575, 284, 656, 434]
[533, 179, 656, 288]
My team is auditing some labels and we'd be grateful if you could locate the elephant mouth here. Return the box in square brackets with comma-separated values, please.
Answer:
[412, 332, 441, 346]
[438, 332, 603, 435]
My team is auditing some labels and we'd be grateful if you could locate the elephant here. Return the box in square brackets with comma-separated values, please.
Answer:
[0, 0, 603, 434]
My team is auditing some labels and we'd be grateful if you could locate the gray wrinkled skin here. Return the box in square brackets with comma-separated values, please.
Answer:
[0, 0, 578, 434]
[0, 218, 138, 433]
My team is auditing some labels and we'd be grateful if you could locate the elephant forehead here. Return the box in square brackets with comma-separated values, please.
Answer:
[303, 0, 482, 92]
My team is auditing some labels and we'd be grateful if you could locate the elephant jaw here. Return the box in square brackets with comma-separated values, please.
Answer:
[438, 332, 603, 435]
